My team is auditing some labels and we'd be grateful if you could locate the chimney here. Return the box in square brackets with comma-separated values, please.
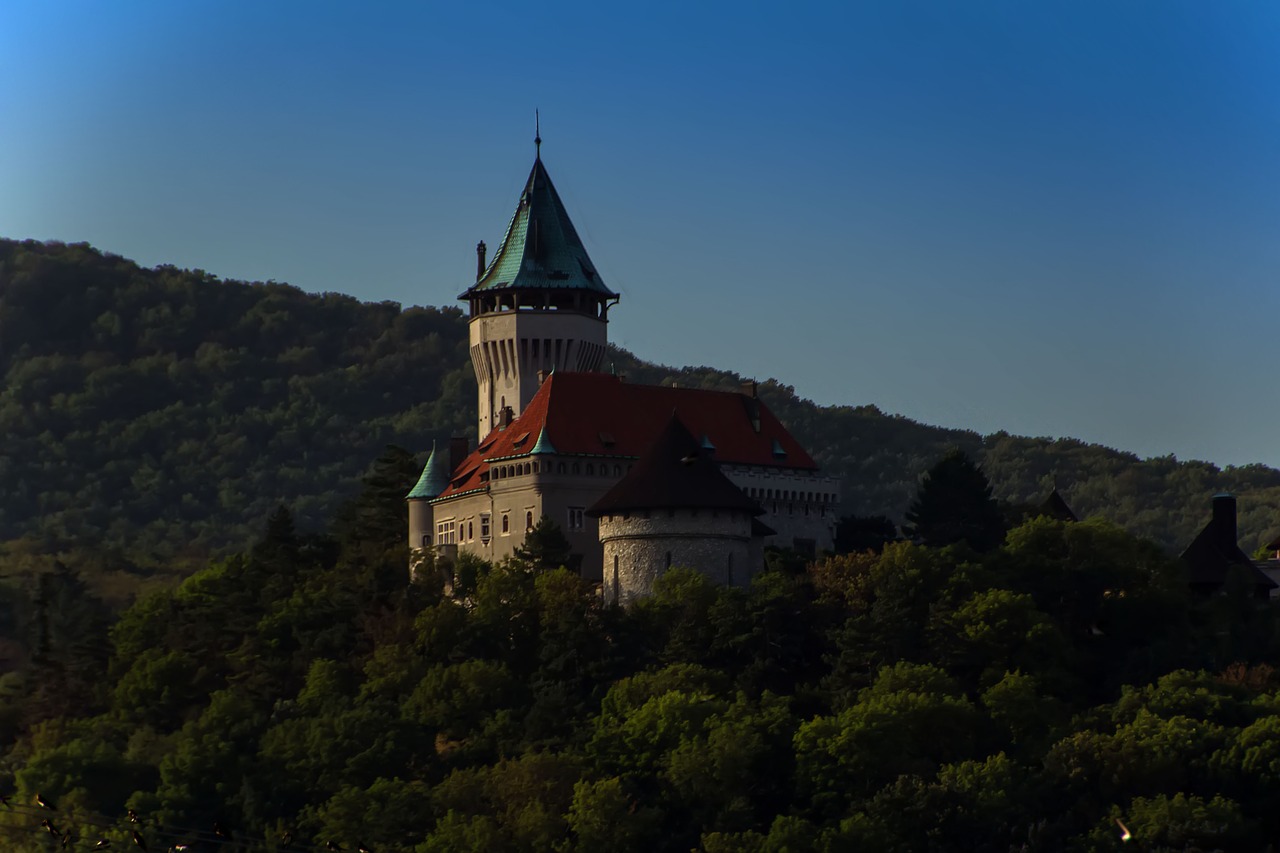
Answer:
[449, 436, 469, 473]
[498, 405, 514, 429]
[1213, 493, 1238, 549]
[741, 380, 758, 399]
[476, 241, 487, 280]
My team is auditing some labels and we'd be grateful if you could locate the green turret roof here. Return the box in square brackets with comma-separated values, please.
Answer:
[460, 156, 617, 299]
[529, 427, 558, 455]
[407, 441, 450, 500]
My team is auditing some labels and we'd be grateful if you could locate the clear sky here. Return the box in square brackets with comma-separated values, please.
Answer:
[3, 1, 1278, 467]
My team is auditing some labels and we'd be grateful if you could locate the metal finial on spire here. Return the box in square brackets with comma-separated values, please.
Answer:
[535, 109, 541, 158]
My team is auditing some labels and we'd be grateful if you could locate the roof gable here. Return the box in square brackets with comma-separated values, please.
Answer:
[587, 414, 760, 516]
[1180, 520, 1277, 591]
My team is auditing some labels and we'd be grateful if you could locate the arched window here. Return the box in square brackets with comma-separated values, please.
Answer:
[468, 521, 474, 539]
[613, 465, 621, 476]
[526, 511, 533, 531]
[558, 463, 566, 474]
[586, 463, 594, 475]
[665, 552, 672, 568]
[502, 515, 509, 534]
[572, 462, 580, 475]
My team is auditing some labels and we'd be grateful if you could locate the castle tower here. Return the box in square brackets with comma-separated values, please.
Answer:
[587, 414, 765, 605]
[407, 440, 450, 553]
[459, 144, 619, 439]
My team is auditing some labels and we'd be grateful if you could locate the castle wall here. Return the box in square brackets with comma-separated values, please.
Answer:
[429, 455, 637, 581]
[597, 509, 755, 605]
[725, 466, 841, 556]
[431, 456, 839, 581]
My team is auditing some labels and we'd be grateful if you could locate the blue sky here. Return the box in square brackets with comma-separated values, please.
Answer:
[3, 1, 1279, 467]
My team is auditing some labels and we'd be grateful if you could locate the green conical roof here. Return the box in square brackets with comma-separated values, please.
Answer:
[529, 427, 557, 455]
[407, 441, 450, 500]
[460, 156, 617, 299]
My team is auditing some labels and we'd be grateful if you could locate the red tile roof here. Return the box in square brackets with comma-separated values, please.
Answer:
[433, 373, 817, 501]
[587, 414, 762, 516]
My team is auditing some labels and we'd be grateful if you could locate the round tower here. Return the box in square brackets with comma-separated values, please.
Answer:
[459, 149, 619, 439]
[586, 415, 763, 605]
[406, 440, 450, 555]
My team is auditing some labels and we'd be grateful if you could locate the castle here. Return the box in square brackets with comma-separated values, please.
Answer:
[407, 142, 839, 599]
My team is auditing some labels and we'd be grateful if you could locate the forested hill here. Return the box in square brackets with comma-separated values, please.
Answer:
[4, 237, 1280, 573]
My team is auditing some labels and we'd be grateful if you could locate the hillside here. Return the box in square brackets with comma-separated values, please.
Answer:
[3, 237, 1280, 576]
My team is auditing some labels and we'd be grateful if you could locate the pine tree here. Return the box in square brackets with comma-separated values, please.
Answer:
[904, 449, 1006, 552]
[514, 516, 575, 573]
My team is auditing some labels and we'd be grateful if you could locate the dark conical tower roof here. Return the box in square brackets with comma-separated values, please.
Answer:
[1038, 489, 1079, 522]
[460, 156, 617, 299]
[587, 413, 760, 517]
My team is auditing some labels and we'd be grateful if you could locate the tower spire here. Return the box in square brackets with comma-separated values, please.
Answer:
[535, 109, 541, 159]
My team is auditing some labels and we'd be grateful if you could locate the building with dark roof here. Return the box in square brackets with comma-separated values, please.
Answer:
[1037, 488, 1079, 523]
[408, 143, 839, 584]
[588, 414, 767, 603]
[1180, 494, 1277, 599]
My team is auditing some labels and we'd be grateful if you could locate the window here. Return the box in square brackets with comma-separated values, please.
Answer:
[568, 507, 585, 532]
[501, 513, 510, 535]
[468, 521, 474, 540]
[435, 519, 456, 545]
[480, 513, 491, 541]
[525, 511, 534, 531]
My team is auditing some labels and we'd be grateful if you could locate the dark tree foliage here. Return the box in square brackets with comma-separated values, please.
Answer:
[1, 512, 1277, 852]
[513, 516, 575, 573]
[834, 514, 900, 554]
[904, 449, 1007, 552]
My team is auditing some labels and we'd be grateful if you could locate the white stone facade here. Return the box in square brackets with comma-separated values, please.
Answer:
[468, 310, 607, 438]
[416, 456, 839, 582]
[597, 508, 755, 605]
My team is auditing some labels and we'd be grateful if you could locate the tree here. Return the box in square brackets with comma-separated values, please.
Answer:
[904, 449, 1006, 552]
[513, 516, 574, 574]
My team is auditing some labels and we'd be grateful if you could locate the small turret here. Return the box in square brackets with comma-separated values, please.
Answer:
[407, 441, 451, 555]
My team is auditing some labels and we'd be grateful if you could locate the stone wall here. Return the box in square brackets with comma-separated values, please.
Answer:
[598, 508, 755, 605]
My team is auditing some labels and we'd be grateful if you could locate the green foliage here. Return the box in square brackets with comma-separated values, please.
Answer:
[8, 239, 1280, 851]
[1, 507, 1279, 853]
[904, 448, 1007, 551]
[512, 516, 574, 573]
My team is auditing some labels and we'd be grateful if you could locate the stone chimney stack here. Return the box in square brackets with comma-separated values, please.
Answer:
[476, 241, 487, 281]
[449, 437, 469, 473]
[1213, 493, 1238, 550]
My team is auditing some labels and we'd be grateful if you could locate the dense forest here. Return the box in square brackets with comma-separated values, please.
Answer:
[4, 236, 1280, 596]
[0, 451, 1278, 851]
[5, 238, 1280, 851]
